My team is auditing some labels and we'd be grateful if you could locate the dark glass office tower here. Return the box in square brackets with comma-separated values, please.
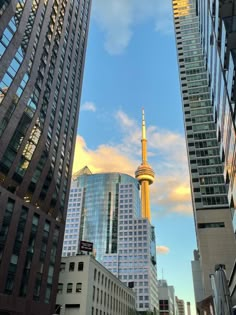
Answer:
[172, 0, 236, 306]
[0, 1, 91, 314]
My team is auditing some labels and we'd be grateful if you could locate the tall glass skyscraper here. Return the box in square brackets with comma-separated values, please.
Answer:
[172, 0, 236, 307]
[0, 1, 91, 314]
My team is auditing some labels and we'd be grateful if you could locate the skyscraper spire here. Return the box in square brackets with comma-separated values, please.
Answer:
[135, 109, 155, 220]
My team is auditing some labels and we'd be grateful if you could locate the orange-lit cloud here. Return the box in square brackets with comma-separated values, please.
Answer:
[170, 185, 191, 202]
[150, 175, 192, 215]
[72, 135, 137, 176]
[156, 245, 170, 255]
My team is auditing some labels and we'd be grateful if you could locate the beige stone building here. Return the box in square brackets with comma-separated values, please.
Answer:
[55, 255, 136, 315]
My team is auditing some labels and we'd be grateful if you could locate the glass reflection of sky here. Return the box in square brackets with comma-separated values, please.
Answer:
[76, 173, 140, 262]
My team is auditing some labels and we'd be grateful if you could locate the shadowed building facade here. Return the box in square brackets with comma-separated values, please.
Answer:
[0, 1, 91, 314]
[172, 0, 236, 308]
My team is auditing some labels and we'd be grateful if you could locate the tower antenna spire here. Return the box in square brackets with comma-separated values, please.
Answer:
[142, 108, 146, 140]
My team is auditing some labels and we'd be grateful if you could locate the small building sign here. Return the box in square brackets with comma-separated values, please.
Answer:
[80, 240, 93, 252]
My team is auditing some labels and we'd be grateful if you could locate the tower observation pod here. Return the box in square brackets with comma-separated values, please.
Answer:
[135, 109, 155, 221]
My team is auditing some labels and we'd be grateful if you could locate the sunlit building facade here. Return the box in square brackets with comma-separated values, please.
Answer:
[0, 1, 91, 314]
[172, 0, 236, 305]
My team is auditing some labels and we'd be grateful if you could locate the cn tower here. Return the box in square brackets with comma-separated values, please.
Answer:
[135, 109, 155, 221]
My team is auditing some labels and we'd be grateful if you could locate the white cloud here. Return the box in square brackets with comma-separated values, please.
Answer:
[81, 101, 96, 112]
[92, 0, 173, 54]
[116, 110, 136, 129]
[154, 0, 173, 35]
[73, 110, 192, 216]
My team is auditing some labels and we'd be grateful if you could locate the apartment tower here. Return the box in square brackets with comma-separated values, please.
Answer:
[0, 1, 91, 314]
[172, 0, 236, 304]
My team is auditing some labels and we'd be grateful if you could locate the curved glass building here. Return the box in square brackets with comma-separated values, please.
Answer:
[63, 166, 159, 313]
[64, 167, 141, 260]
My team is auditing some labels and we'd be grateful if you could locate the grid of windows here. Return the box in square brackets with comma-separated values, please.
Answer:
[0, 0, 91, 218]
[173, 0, 228, 210]
[173, 0, 236, 300]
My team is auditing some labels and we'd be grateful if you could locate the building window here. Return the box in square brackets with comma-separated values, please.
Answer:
[160, 299, 169, 311]
[93, 285, 95, 301]
[57, 283, 63, 294]
[76, 282, 82, 293]
[78, 261, 84, 271]
[5, 274, 14, 295]
[67, 283, 73, 293]
[94, 268, 97, 281]
[45, 285, 52, 304]
[97, 288, 99, 303]
[69, 262, 75, 271]
[198, 222, 225, 228]
[100, 290, 103, 304]
[60, 262, 66, 271]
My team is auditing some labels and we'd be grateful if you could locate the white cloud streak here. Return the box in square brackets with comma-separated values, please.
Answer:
[81, 101, 97, 112]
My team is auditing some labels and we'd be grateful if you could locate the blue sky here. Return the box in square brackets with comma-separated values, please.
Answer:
[73, 0, 197, 313]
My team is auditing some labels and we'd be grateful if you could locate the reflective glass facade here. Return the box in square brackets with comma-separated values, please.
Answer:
[63, 169, 159, 313]
[0, 1, 91, 314]
[173, 0, 236, 303]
